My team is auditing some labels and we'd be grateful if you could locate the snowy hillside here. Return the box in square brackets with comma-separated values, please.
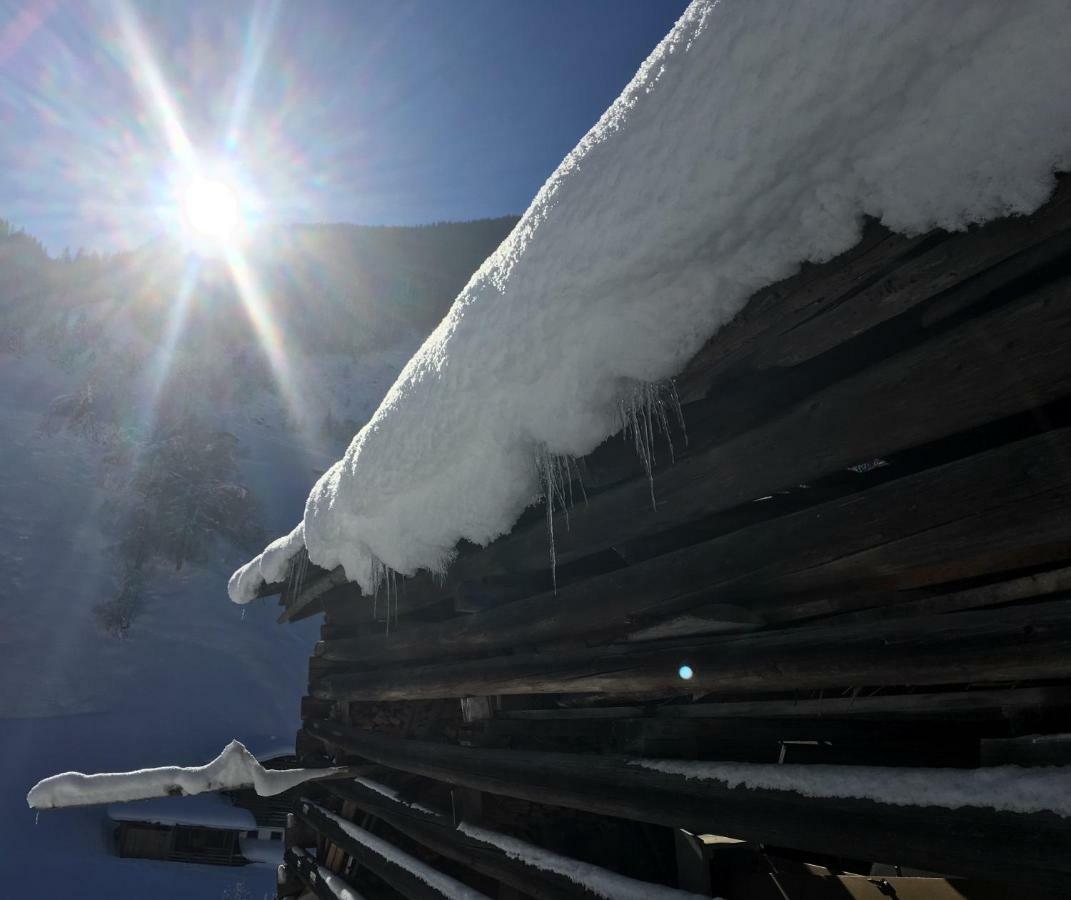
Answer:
[0, 218, 513, 897]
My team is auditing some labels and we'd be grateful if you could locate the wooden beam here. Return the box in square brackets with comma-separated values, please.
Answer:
[312, 600, 1071, 702]
[315, 426, 1071, 666]
[305, 721, 1071, 891]
[475, 714, 979, 766]
[296, 798, 491, 900]
[324, 779, 704, 900]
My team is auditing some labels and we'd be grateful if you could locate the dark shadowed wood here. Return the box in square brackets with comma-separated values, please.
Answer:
[316, 427, 1071, 665]
[497, 685, 1071, 723]
[474, 714, 978, 766]
[312, 600, 1071, 702]
[752, 178, 1071, 368]
[305, 721, 1071, 891]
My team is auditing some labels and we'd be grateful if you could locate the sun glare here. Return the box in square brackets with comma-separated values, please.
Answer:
[180, 176, 242, 244]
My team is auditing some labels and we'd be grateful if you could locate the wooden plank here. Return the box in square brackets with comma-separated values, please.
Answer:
[502, 686, 1071, 722]
[316, 427, 1071, 665]
[753, 178, 1071, 368]
[324, 779, 702, 900]
[475, 714, 979, 766]
[450, 272, 1071, 583]
[304, 721, 1071, 891]
[980, 734, 1071, 768]
[312, 600, 1071, 702]
[676, 175, 1071, 396]
[297, 798, 492, 900]
[831, 563, 1071, 626]
[675, 221, 933, 401]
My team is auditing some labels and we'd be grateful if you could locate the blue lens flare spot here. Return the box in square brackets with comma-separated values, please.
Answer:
[678, 665, 694, 680]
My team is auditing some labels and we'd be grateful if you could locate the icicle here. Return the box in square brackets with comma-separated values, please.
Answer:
[617, 379, 688, 510]
[240, 608, 246, 622]
[534, 447, 587, 595]
[35, 811, 39, 825]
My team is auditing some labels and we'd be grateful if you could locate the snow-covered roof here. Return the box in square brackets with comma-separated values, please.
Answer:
[230, 0, 1071, 604]
[107, 793, 257, 830]
[239, 836, 285, 866]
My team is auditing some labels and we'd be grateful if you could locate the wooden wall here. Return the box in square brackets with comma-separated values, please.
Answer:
[278, 177, 1071, 899]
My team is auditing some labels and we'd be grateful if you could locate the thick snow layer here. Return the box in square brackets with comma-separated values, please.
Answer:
[229, 522, 305, 605]
[457, 820, 712, 900]
[231, 0, 1071, 601]
[27, 740, 341, 810]
[302, 800, 489, 900]
[106, 793, 257, 829]
[631, 760, 1071, 818]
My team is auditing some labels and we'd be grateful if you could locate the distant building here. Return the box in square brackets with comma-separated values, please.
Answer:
[107, 752, 296, 868]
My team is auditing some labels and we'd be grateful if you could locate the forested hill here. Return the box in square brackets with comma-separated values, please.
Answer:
[0, 212, 516, 659]
[0, 213, 515, 897]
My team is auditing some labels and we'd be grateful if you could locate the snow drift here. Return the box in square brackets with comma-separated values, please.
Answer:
[231, 0, 1071, 602]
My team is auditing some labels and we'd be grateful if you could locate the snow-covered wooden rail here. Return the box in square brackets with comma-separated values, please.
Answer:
[26, 740, 350, 810]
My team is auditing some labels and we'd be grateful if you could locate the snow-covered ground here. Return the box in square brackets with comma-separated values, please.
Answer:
[233, 0, 1071, 603]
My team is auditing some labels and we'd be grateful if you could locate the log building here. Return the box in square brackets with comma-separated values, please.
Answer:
[264, 177, 1071, 899]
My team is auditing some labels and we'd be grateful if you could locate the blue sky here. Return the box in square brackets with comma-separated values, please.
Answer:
[0, 0, 689, 252]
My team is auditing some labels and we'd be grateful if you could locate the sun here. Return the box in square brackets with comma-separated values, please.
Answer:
[179, 176, 243, 244]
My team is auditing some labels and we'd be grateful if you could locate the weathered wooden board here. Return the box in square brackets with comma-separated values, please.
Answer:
[305, 721, 1071, 891]
[475, 714, 978, 766]
[678, 176, 1071, 395]
[312, 600, 1071, 702]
